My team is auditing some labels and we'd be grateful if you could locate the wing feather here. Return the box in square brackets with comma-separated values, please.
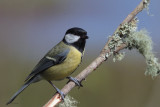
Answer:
[25, 47, 70, 81]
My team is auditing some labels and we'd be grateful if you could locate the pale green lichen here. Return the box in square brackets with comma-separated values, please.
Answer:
[119, 18, 138, 36]
[145, 56, 160, 77]
[108, 17, 160, 77]
[125, 29, 160, 77]
[143, 0, 153, 16]
[113, 52, 125, 62]
[143, 0, 150, 9]
[58, 95, 78, 107]
[108, 18, 138, 62]
[108, 34, 125, 62]
[125, 29, 152, 54]
[108, 34, 123, 52]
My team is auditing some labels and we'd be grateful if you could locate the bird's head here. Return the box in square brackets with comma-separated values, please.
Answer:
[63, 27, 88, 52]
[63, 27, 88, 44]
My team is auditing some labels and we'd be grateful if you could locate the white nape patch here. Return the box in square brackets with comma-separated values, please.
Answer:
[65, 34, 80, 43]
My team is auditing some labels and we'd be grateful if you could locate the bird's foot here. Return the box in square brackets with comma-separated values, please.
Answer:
[55, 87, 65, 100]
[67, 76, 83, 87]
[48, 80, 65, 100]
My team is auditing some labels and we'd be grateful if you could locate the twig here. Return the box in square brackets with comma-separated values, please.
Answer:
[43, 0, 150, 106]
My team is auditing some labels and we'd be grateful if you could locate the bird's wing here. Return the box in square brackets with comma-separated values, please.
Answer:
[25, 48, 70, 81]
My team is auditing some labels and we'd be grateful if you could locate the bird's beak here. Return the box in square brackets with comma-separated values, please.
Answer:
[82, 35, 89, 39]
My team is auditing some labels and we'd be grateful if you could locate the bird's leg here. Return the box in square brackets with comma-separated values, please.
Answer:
[67, 76, 83, 87]
[47, 80, 65, 100]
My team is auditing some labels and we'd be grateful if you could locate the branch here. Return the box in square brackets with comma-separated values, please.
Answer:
[43, 0, 150, 107]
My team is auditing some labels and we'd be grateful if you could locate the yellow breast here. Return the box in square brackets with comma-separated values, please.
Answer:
[41, 46, 82, 81]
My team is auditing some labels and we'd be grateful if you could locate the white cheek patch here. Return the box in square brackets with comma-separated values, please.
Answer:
[65, 34, 80, 43]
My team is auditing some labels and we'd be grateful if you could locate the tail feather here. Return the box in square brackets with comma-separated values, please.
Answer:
[6, 83, 30, 105]
[6, 77, 35, 105]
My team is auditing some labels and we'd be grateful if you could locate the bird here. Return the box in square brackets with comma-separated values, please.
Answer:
[6, 27, 88, 105]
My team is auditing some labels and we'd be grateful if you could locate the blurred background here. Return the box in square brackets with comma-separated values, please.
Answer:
[1, 0, 160, 107]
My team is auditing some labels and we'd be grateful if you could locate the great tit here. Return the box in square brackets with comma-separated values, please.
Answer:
[7, 27, 88, 105]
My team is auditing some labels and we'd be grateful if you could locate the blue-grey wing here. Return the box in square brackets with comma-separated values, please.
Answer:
[25, 48, 70, 81]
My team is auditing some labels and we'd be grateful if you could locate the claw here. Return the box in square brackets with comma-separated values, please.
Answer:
[55, 87, 65, 100]
[48, 81, 65, 100]
[67, 76, 83, 87]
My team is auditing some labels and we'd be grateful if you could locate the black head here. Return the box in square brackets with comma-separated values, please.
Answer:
[65, 27, 88, 39]
[63, 27, 88, 53]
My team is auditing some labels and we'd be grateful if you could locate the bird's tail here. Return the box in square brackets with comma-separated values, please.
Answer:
[6, 77, 36, 105]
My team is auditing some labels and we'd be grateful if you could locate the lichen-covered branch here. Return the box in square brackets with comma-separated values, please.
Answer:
[43, 0, 151, 107]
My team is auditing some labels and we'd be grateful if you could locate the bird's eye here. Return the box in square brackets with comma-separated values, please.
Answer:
[74, 32, 78, 35]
